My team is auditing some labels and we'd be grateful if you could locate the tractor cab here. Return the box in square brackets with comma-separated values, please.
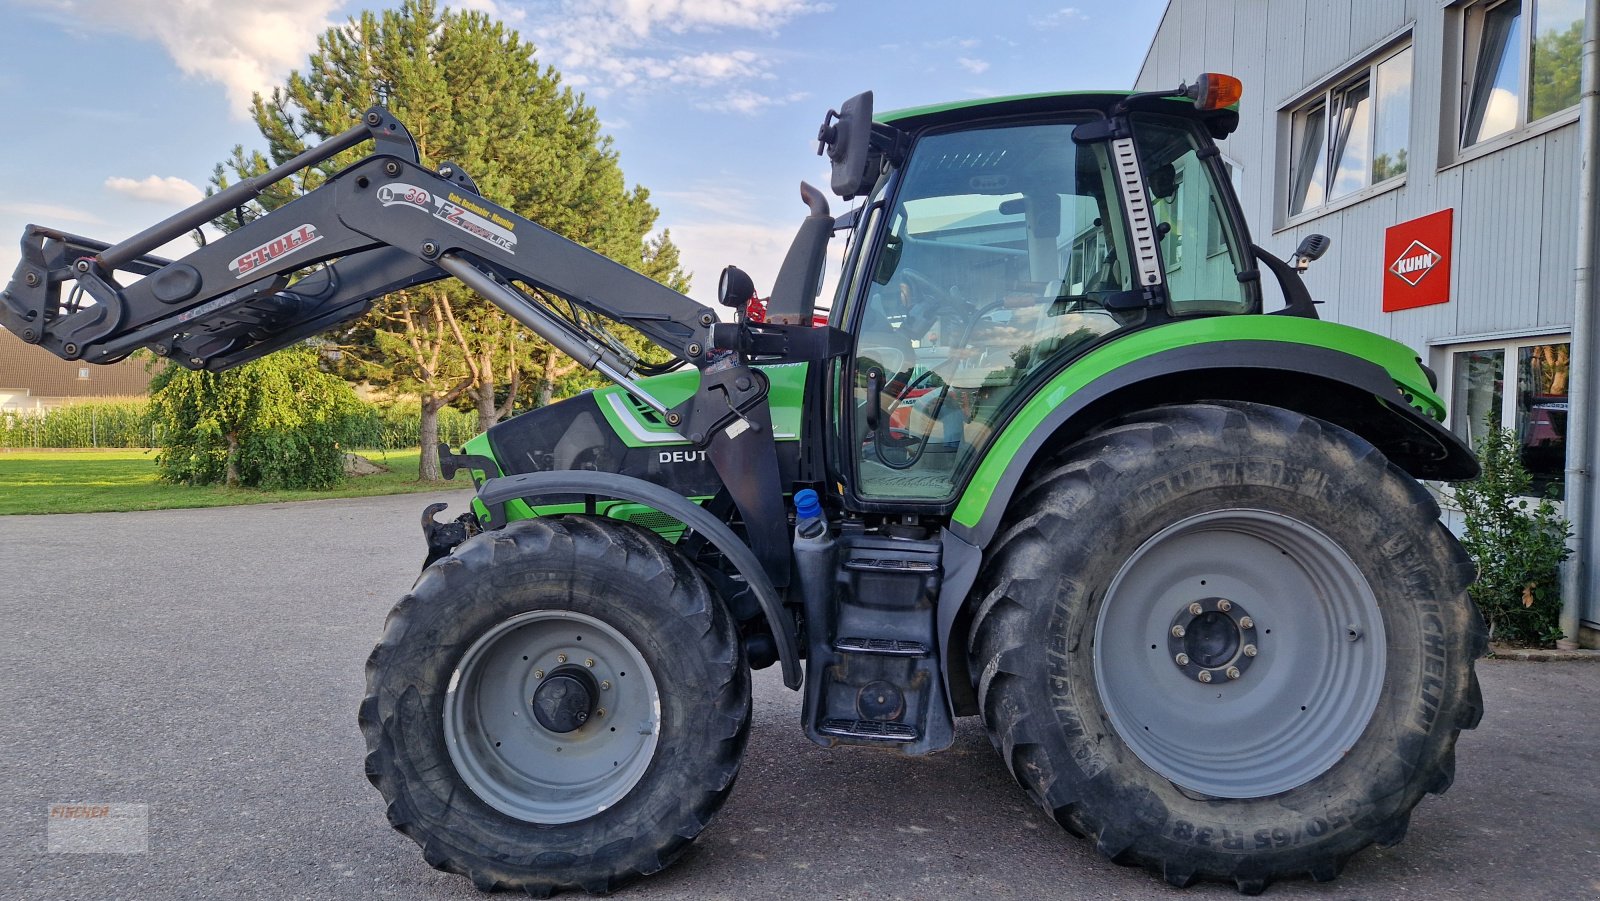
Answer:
[815, 81, 1261, 506]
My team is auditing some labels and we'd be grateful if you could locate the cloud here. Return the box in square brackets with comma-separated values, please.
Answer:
[658, 182, 817, 302]
[448, 0, 526, 23]
[579, 49, 773, 92]
[527, 0, 828, 98]
[1031, 6, 1087, 27]
[957, 57, 990, 75]
[698, 89, 809, 115]
[0, 201, 105, 226]
[104, 176, 205, 206]
[18, 0, 339, 115]
[607, 0, 828, 35]
[925, 36, 980, 50]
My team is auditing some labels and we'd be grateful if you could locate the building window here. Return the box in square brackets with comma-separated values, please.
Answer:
[1288, 44, 1413, 216]
[1448, 336, 1570, 492]
[1461, 0, 1585, 147]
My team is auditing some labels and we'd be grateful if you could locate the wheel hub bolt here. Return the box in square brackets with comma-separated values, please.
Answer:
[585, 658, 595, 667]
[533, 669, 544, 679]
[595, 708, 606, 718]
[1169, 597, 1259, 684]
[600, 680, 611, 690]
[557, 653, 568, 663]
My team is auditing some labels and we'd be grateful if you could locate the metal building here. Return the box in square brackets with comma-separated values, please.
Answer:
[1135, 0, 1597, 647]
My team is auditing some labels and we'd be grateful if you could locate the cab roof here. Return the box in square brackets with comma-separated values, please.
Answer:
[878, 90, 1239, 139]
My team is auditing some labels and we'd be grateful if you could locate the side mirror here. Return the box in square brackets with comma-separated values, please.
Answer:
[1291, 234, 1331, 271]
[817, 91, 875, 200]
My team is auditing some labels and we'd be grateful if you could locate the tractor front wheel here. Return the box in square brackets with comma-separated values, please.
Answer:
[360, 515, 750, 895]
[968, 402, 1486, 893]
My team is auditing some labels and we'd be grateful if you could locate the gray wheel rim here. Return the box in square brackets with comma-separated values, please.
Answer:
[444, 610, 660, 824]
[1094, 509, 1386, 798]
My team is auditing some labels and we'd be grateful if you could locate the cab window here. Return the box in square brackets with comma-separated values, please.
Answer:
[849, 120, 1135, 500]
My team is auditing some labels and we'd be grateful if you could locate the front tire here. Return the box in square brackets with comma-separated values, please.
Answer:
[360, 516, 750, 895]
[968, 402, 1486, 893]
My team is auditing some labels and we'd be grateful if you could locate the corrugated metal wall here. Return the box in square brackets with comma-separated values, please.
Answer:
[1135, 0, 1590, 632]
[1134, 0, 1578, 351]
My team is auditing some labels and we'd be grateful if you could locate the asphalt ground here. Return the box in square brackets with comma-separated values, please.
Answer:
[1, 492, 1597, 900]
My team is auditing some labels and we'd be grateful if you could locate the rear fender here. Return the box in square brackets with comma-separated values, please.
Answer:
[950, 339, 1475, 549]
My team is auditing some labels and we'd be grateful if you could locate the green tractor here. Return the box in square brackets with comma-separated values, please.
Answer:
[2, 75, 1485, 894]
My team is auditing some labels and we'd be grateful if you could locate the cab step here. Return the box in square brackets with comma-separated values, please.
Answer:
[834, 637, 929, 656]
[819, 719, 920, 742]
[796, 530, 955, 755]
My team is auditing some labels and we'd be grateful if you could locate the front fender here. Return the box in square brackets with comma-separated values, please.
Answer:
[475, 470, 802, 690]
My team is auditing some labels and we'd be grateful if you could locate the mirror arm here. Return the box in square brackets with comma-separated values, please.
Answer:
[1252, 244, 1321, 319]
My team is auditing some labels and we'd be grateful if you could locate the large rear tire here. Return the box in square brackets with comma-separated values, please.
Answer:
[360, 516, 750, 896]
[968, 402, 1486, 893]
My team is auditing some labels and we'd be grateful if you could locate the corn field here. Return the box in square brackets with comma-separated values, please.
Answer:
[0, 399, 480, 450]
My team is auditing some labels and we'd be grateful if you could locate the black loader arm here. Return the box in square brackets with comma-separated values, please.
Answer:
[1, 106, 812, 593]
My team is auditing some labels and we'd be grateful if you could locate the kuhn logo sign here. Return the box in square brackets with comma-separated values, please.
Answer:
[1382, 210, 1453, 312]
[230, 224, 321, 279]
[1389, 240, 1440, 286]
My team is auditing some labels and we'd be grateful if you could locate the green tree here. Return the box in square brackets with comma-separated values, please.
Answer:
[148, 347, 365, 489]
[1454, 418, 1572, 646]
[212, 0, 688, 479]
[1531, 20, 1583, 123]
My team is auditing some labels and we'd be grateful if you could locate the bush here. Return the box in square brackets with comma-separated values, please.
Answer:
[1454, 422, 1572, 646]
[148, 348, 367, 490]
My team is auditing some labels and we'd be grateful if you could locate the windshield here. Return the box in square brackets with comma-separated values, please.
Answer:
[846, 119, 1137, 501]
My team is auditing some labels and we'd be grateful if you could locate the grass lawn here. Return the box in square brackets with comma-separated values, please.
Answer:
[0, 449, 462, 515]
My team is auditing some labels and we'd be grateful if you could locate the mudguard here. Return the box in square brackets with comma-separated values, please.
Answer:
[474, 469, 802, 689]
[951, 332, 1477, 549]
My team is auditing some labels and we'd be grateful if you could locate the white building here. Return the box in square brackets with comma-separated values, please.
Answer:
[1135, 0, 1595, 646]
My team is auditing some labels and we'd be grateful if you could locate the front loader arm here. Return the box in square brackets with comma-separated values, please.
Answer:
[2, 106, 800, 592]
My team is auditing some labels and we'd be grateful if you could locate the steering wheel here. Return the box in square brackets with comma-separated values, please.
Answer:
[873, 374, 950, 470]
[896, 267, 972, 335]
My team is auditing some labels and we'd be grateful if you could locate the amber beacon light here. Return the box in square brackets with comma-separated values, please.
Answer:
[1188, 73, 1243, 110]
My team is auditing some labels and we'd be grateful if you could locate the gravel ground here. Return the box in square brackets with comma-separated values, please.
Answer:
[1, 492, 1597, 900]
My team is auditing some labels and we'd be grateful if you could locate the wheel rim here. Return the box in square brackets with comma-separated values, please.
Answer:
[1094, 509, 1386, 798]
[444, 610, 660, 824]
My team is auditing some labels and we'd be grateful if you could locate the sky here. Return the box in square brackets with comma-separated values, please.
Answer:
[0, 0, 1168, 308]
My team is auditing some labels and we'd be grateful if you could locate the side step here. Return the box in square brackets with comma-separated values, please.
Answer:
[819, 719, 919, 742]
[834, 637, 928, 656]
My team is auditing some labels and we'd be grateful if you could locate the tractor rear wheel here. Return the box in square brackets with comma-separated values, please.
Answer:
[968, 402, 1486, 893]
[360, 515, 750, 895]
